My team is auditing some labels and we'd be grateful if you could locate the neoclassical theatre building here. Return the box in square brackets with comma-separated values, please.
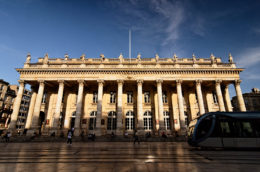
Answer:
[9, 53, 246, 136]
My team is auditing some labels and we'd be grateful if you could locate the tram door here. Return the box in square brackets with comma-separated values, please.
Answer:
[220, 120, 235, 148]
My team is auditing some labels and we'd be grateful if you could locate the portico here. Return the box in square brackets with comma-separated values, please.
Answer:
[9, 53, 246, 136]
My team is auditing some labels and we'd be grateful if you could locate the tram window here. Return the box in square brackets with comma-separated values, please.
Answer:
[210, 120, 221, 137]
[254, 119, 260, 137]
[196, 117, 212, 139]
[240, 121, 255, 138]
[220, 121, 231, 137]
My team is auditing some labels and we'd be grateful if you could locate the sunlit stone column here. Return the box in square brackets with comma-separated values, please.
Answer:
[25, 86, 37, 129]
[137, 79, 144, 134]
[95, 79, 104, 136]
[51, 80, 64, 129]
[176, 80, 186, 131]
[196, 80, 205, 115]
[74, 80, 84, 136]
[224, 84, 233, 112]
[28, 80, 45, 135]
[234, 80, 246, 111]
[156, 79, 165, 132]
[215, 80, 225, 111]
[9, 80, 25, 130]
[116, 80, 124, 135]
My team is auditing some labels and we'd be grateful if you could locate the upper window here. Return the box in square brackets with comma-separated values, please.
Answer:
[93, 92, 98, 103]
[127, 92, 133, 103]
[0, 85, 3, 91]
[144, 92, 150, 103]
[110, 91, 116, 103]
[162, 91, 168, 103]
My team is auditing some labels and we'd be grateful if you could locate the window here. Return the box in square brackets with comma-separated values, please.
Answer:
[93, 92, 98, 103]
[89, 111, 97, 130]
[107, 111, 117, 130]
[127, 92, 133, 103]
[195, 92, 198, 103]
[143, 111, 153, 130]
[163, 111, 170, 130]
[125, 111, 135, 130]
[110, 92, 116, 103]
[144, 92, 150, 103]
[162, 92, 168, 103]
[0, 85, 3, 91]
[196, 116, 213, 139]
[212, 91, 218, 104]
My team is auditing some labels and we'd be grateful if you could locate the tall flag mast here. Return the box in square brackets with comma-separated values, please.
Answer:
[129, 29, 131, 63]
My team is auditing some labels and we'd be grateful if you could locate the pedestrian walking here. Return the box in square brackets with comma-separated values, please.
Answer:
[67, 130, 72, 145]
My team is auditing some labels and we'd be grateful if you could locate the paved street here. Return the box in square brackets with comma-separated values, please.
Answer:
[0, 142, 259, 172]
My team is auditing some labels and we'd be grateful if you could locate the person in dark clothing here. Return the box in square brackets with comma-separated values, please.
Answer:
[67, 130, 72, 144]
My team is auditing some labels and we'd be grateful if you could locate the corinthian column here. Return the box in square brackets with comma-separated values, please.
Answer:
[176, 80, 186, 131]
[31, 80, 45, 129]
[224, 84, 233, 112]
[74, 80, 84, 136]
[215, 80, 225, 111]
[234, 80, 246, 111]
[95, 79, 104, 136]
[52, 80, 64, 129]
[116, 80, 124, 135]
[156, 79, 164, 132]
[9, 80, 25, 130]
[137, 79, 144, 134]
[196, 80, 205, 115]
[25, 86, 37, 129]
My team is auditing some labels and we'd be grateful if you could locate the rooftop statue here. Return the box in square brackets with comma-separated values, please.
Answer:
[26, 53, 31, 63]
[80, 54, 85, 60]
[155, 54, 159, 62]
[43, 53, 49, 64]
[119, 53, 123, 63]
[137, 53, 141, 61]
[228, 53, 233, 63]
[173, 53, 178, 62]
[64, 54, 69, 60]
[100, 54, 105, 61]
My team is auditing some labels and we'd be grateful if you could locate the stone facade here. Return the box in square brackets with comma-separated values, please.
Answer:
[232, 88, 260, 111]
[9, 53, 246, 136]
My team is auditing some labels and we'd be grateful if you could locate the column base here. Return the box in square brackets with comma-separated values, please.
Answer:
[95, 127, 103, 136]
[116, 129, 123, 136]
[74, 128, 81, 136]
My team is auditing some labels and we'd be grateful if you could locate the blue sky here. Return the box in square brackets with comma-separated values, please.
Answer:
[0, 0, 260, 97]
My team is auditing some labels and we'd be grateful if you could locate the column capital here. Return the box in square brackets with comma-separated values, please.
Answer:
[37, 80, 45, 84]
[215, 79, 222, 85]
[18, 80, 24, 84]
[58, 80, 64, 83]
[117, 79, 124, 84]
[176, 79, 183, 85]
[234, 79, 242, 85]
[97, 79, 104, 87]
[156, 79, 163, 84]
[196, 79, 202, 84]
[137, 79, 143, 85]
[77, 79, 85, 84]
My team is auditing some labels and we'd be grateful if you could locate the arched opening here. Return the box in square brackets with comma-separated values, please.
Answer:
[107, 111, 117, 130]
[163, 111, 170, 130]
[70, 111, 76, 129]
[143, 111, 153, 130]
[89, 111, 97, 130]
[125, 111, 135, 131]
[39, 111, 45, 134]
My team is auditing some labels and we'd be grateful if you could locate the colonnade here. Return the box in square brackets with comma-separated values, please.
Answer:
[9, 79, 247, 136]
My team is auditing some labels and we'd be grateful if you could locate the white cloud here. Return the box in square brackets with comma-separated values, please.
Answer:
[236, 47, 260, 68]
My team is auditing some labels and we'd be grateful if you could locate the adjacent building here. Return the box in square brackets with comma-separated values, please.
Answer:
[0, 79, 31, 134]
[232, 88, 260, 111]
[9, 53, 246, 136]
